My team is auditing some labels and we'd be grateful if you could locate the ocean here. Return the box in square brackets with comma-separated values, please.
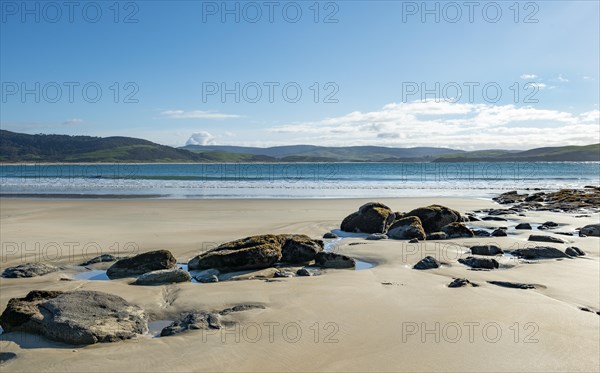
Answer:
[1, 162, 598, 199]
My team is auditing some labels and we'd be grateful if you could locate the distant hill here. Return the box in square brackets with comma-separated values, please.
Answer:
[0, 130, 206, 163]
[181, 144, 465, 161]
[1, 130, 598, 163]
[433, 144, 600, 162]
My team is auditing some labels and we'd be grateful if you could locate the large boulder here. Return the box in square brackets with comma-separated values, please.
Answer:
[188, 236, 282, 271]
[404, 205, 462, 233]
[580, 224, 600, 237]
[387, 216, 426, 240]
[528, 235, 567, 244]
[0, 290, 147, 345]
[188, 234, 323, 272]
[340, 202, 395, 234]
[441, 222, 474, 238]
[315, 252, 356, 269]
[2, 263, 59, 278]
[107, 250, 176, 279]
[133, 268, 191, 285]
[510, 247, 569, 259]
[280, 234, 323, 263]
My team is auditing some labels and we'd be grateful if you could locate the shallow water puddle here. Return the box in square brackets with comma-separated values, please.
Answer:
[72, 269, 109, 281]
[324, 238, 375, 270]
[146, 320, 173, 337]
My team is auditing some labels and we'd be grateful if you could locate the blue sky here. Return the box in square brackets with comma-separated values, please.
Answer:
[1, 0, 599, 150]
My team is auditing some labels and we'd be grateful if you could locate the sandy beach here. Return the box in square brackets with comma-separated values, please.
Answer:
[0, 197, 599, 372]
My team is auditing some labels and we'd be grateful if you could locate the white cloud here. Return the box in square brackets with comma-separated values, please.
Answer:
[557, 74, 569, 82]
[579, 110, 600, 123]
[161, 110, 241, 120]
[62, 118, 84, 125]
[268, 101, 599, 149]
[527, 82, 547, 90]
[185, 132, 216, 146]
[520, 74, 538, 79]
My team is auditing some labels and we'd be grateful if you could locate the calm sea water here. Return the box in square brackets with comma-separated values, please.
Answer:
[0, 162, 598, 199]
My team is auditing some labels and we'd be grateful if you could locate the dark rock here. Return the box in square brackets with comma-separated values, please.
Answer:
[468, 216, 481, 222]
[565, 247, 585, 257]
[0, 352, 17, 364]
[491, 228, 508, 237]
[528, 235, 567, 244]
[192, 269, 220, 283]
[219, 304, 265, 315]
[473, 230, 491, 237]
[0, 290, 147, 345]
[458, 257, 499, 269]
[296, 268, 312, 276]
[200, 275, 219, 283]
[448, 278, 478, 288]
[580, 224, 600, 237]
[542, 221, 559, 227]
[413, 256, 440, 270]
[366, 233, 388, 240]
[133, 268, 191, 285]
[510, 246, 569, 259]
[107, 250, 176, 279]
[315, 252, 356, 269]
[340, 202, 395, 234]
[515, 223, 532, 230]
[79, 254, 120, 266]
[470, 245, 503, 256]
[323, 232, 338, 239]
[482, 216, 507, 221]
[1, 263, 59, 278]
[403, 205, 462, 233]
[488, 281, 536, 289]
[441, 222, 474, 238]
[493, 191, 528, 204]
[280, 234, 324, 263]
[426, 232, 448, 240]
[273, 270, 295, 278]
[408, 238, 419, 243]
[160, 312, 221, 336]
[554, 231, 574, 236]
[387, 216, 426, 240]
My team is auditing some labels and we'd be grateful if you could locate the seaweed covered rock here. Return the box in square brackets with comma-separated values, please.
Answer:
[188, 235, 284, 271]
[188, 234, 324, 272]
[280, 234, 324, 263]
[107, 250, 177, 279]
[387, 216, 426, 240]
[441, 222, 474, 238]
[403, 205, 462, 233]
[315, 252, 356, 269]
[340, 202, 395, 234]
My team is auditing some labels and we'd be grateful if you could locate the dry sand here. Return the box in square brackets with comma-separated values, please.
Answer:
[0, 198, 599, 372]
